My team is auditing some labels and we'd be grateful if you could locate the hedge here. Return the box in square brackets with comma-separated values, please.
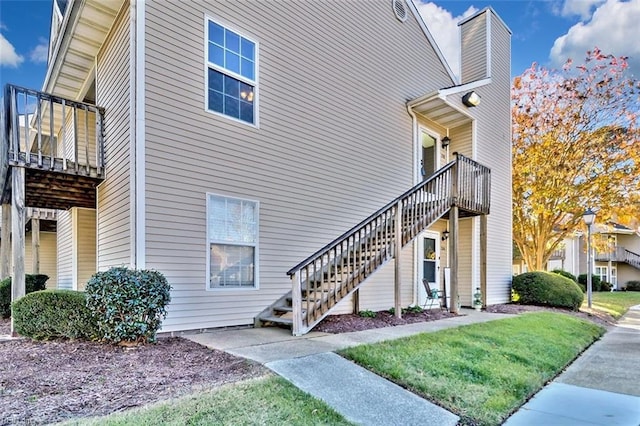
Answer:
[624, 281, 640, 291]
[12, 290, 98, 340]
[0, 274, 49, 318]
[512, 271, 584, 310]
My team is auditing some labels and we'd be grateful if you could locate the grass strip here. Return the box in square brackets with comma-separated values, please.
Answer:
[65, 375, 353, 426]
[339, 312, 603, 426]
[589, 291, 640, 318]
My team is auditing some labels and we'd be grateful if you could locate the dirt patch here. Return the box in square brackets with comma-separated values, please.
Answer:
[0, 331, 266, 425]
[485, 303, 616, 327]
[314, 309, 456, 333]
[0, 318, 9, 336]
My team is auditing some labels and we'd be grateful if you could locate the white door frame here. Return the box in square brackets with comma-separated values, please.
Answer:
[417, 230, 440, 308]
[415, 125, 442, 184]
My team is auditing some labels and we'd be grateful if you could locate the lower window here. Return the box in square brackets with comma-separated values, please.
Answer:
[207, 193, 258, 289]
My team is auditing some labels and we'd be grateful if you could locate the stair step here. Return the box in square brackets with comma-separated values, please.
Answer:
[260, 315, 293, 325]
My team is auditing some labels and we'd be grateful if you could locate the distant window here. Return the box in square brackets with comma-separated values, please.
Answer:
[594, 266, 608, 283]
[207, 194, 258, 289]
[206, 19, 256, 124]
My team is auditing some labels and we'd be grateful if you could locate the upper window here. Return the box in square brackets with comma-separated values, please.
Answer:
[206, 19, 256, 124]
[207, 194, 258, 289]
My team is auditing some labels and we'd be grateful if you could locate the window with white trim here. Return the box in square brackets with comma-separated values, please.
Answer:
[594, 266, 608, 283]
[207, 194, 258, 289]
[206, 19, 256, 124]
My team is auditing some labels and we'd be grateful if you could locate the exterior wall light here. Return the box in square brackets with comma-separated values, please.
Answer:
[462, 91, 481, 107]
[442, 230, 450, 241]
[441, 136, 451, 148]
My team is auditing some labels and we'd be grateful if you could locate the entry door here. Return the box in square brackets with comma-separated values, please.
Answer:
[419, 232, 440, 307]
[420, 129, 439, 178]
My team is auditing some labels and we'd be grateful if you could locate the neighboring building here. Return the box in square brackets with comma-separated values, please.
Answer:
[514, 223, 640, 290]
[1, 0, 513, 335]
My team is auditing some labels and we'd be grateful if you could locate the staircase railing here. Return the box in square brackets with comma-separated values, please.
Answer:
[622, 248, 640, 269]
[286, 153, 490, 335]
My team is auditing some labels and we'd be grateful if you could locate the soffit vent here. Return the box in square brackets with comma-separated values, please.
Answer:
[392, 0, 407, 22]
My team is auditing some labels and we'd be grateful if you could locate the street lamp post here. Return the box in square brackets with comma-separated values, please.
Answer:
[583, 208, 596, 308]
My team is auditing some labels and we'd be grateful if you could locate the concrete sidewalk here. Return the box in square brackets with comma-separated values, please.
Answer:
[504, 305, 640, 426]
[185, 309, 513, 425]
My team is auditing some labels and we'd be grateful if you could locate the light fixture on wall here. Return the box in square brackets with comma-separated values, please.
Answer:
[441, 136, 451, 149]
[462, 91, 481, 107]
[442, 230, 450, 241]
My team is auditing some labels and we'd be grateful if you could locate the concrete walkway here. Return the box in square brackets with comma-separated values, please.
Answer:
[185, 309, 513, 425]
[504, 305, 640, 426]
[184, 307, 640, 426]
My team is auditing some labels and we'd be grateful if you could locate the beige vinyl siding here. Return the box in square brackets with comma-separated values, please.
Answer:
[457, 218, 474, 305]
[450, 125, 472, 158]
[25, 231, 57, 288]
[618, 234, 640, 254]
[468, 10, 513, 304]
[145, 0, 456, 331]
[75, 208, 97, 290]
[96, 4, 132, 269]
[618, 264, 640, 288]
[57, 210, 73, 289]
[460, 12, 487, 84]
[617, 234, 640, 286]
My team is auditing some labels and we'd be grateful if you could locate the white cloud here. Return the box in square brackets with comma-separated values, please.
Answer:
[415, 2, 478, 79]
[550, 0, 640, 76]
[0, 33, 24, 68]
[560, 0, 606, 20]
[29, 38, 49, 64]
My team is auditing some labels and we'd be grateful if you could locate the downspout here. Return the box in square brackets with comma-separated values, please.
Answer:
[406, 104, 419, 307]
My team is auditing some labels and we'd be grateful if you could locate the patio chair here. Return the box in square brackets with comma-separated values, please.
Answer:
[422, 279, 443, 310]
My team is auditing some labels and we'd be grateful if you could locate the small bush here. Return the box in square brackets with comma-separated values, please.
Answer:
[624, 281, 640, 291]
[85, 267, 171, 344]
[551, 269, 578, 283]
[0, 274, 49, 318]
[12, 290, 98, 340]
[512, 271, 584, 310]
[600, 281, 613, 292]
[578, 274, 602, 292]
[358, 310, 376, 318]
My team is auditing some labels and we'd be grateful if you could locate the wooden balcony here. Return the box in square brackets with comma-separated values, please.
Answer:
[1, 84, 105, 210]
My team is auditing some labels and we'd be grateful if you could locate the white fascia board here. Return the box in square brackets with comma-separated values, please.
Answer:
[438, 77, 492, 97]
[406, 0, 458, 85]
[42, 0, 80, 93]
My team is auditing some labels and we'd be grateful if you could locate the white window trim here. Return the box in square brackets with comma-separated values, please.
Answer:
[203, 14, 260, 128]
[205, 192, 260, 291]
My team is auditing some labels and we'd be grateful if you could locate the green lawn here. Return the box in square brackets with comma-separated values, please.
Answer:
[588, 291, 640, 319]
[339, 312, 604, 426]
[64, 376, 353, 426]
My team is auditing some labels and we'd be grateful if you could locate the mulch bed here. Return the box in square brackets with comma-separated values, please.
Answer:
[0, 302, 617, 425]
[314, 308, 456, 333]
[0, 322, 266, 425]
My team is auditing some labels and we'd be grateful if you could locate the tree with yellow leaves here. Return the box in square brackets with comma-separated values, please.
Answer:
[512, 48, 640, 271]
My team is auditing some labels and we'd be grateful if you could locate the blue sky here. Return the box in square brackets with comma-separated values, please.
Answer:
[0, 0, 638, 92]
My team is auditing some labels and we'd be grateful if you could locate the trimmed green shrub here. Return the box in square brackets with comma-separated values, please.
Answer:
[578, 274, 602, 292]
[624, 281, 640, 291]
[600, 281, 613, 292]
[0, 274, 49, 318]
[12, 290, 98, 340]
[85, 267, 171, 344]
[551, 269, 578, 283]
[512, 271, 584, 310]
